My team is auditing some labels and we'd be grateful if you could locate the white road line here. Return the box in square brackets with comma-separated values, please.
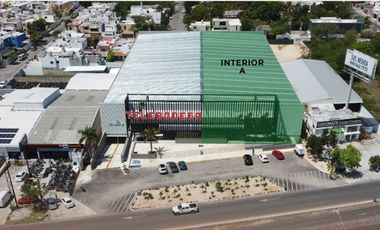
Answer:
[117, 195, 131, 213]
[122, 194, 135, 212]
[109, 197, 119, 209]
[112, 197, 124, 213]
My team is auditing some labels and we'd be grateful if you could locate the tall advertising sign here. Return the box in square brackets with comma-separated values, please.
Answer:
[344, 49, 378, 83]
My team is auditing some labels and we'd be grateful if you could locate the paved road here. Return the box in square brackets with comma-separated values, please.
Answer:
[3, 180, 380, 230]
[203, 203, 380, 230]
[73, 152, 344, 214]
[352, 6, 380, 31]
[169, 2, 186, 31]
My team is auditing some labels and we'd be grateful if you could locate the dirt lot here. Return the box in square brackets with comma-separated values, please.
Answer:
[270, 43, 309, 62]
[353, 76, 380, 120]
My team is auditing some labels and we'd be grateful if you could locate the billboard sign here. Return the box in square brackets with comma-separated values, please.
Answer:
[344, 49, 378, 82]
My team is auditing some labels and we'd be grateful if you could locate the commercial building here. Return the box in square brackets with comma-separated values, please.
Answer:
[0, 88, 60, 159]
[24, 73, 116, 166]
[100, 32, 303, 144]
[308, 17, 364, 33]
[281, 59, 367, 141]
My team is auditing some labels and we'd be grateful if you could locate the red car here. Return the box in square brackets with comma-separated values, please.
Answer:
[17, 197, 37, 205]
[272, 150, 285, 160]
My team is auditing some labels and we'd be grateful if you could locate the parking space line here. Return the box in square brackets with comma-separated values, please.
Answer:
[117, 194, 132, 213]
[115, 195, 128, 213]
[122, 194, 134, 212]
[111, 197, 124, 213]
[109, 197, 119, 208]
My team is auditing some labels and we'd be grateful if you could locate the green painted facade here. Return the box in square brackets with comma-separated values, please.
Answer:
[201, 31, 303, 144]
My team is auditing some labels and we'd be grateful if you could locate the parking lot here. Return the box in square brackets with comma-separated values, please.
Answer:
[73, 151, 347, 215]
[0, 160, 92, 224]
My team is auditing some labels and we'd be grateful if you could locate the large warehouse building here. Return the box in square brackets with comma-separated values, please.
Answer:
[100, 31, 303, 144]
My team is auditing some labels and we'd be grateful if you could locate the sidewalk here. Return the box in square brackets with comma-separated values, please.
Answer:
[96, 143, 124, 169]
[129, 141, 296, 168]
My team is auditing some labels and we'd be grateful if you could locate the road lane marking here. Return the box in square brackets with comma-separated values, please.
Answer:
[123, 215, 147, 220]
[106, 144, 119, 169]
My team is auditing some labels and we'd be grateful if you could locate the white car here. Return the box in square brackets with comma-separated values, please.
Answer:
[172, 203, 199, 215]
[258, 154, 269, 163]
[61, 197, 75, 208]
[157, 164, 168, 174]
[15, 171, 27, 182]
[0, 81, 6, 89]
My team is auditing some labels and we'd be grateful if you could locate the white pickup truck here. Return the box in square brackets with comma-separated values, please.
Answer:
[172, 203, 199, 215]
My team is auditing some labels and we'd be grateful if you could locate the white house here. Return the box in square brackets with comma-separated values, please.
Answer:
[189, 21, 211, 31]
[130, 4, 161, 24]
[212, 18, 241, 31]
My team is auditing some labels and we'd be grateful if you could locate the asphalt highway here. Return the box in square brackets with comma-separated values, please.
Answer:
[2, 180, 380, 230]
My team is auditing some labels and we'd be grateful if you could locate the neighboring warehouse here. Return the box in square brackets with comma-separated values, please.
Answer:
[25, 73, 116, 166]
[281, 59, 378, 142]
[0, 88, 60, 159]
[100, 31, 303, 144]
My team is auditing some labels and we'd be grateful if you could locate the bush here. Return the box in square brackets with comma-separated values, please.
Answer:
[215, 181, 224, 192]
[369, 155, 380, 171]
[205, 182, 209, 187]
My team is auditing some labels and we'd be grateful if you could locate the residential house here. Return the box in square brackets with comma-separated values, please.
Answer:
[120, 18, 136, 38]
[189, 21, 211, 31]
[212, 18, 242, 31]
[130, 4, 161, 24]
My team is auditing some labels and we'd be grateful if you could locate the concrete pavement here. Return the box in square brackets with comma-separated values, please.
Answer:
[72, 152, 344, 215]
[3, 180, 380, 230]
[169, 2, 186, 31]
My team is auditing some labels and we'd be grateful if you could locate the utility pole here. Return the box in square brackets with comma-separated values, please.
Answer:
[344, 72, 354, 109]
[6, 169, 18, 206]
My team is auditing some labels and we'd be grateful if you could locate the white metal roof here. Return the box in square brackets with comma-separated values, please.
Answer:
[0, 106, 42, 146]
[104, 32, 201, 103]
[0, 88, 60, 108]
[281, 59, 363, 104]
[64, 66, 108, 73]
[65, 73, 117, 91]
[28, 90, 108, 144]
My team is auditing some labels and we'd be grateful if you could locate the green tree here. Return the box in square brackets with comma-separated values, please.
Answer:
[352, 41, 375, 56]
[306, 135, 323, 159]
[210, 3, 224, 18]
[342, 144, 361, 170]
[191, 3, 210, 22]
[143, 127, 158, 154]
[78, 126, 99, 168]
[106, 51, 114, 62]
[330, 146, 345, 172]
[371, 33, 380, 53]
[369, 155, 380, 171]
[114, 2, 134, 20]
[20, 181, 47, 205]
[79, 2, 92, 8]
[311, 24, 339, 41]
[241, 17, 254, 31]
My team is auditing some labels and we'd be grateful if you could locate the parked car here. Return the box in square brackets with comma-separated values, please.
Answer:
[0, 81, 7, 89]
[61, 197, 75, 208]
[17, 53, 27, 61]
[45, 198, 58, 210]
[178, 161, 188, 171]
[294, 144, 304, 157]
[17, 197, 37, 205]
[272, 150, 285, 160]
[0, 191, 12, 208]
[31, 46, 38, 51]
[243, 154, 253, 166]
[258, 154, 269, 163]
[172, 203, 199, 215]
[167, 162, 179, 173]
[15, 171, 27, 182]
[157, 164, 168, 175]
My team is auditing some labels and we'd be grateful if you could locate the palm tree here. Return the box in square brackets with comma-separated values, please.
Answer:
[78, 126, 99, 168]
[143, 127, 158, 154]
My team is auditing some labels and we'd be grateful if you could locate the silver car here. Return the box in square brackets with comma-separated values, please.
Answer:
[157, 164, 168, 174]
